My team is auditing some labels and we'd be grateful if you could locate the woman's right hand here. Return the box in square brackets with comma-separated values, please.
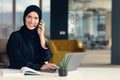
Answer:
[40, 63, 57, 72]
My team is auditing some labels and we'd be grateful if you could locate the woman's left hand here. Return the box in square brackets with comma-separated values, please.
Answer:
[37, 20, 45, 36]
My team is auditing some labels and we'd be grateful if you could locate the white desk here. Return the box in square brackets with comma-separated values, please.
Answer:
[0, 68, 120, 80]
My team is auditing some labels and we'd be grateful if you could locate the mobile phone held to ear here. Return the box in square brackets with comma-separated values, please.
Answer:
[35, 22, 40, 28]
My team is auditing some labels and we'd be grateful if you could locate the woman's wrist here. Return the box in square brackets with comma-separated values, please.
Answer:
[39, 34, 46, 48]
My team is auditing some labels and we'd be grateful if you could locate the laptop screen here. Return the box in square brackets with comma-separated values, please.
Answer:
[62, 52, 86, 71]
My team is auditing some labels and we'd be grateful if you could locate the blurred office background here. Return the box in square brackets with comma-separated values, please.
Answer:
[0, 0, 111, 49]
[0, 0, 113, 67]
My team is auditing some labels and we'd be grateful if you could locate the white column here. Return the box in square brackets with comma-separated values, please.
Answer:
[85, 12, 94, 36]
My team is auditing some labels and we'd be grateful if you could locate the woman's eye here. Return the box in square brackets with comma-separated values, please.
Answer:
[27, 15, 31, 18]
[34, 17, 38, 20]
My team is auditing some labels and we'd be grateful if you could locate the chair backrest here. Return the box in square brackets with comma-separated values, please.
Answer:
[0, 39, 9, 68]
[0, 39, 7, 53]
[49, 40, 78, 51]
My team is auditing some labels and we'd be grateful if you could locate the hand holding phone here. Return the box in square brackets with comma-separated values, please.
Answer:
[37, 20, 45, 36]
[37, 20, 47, 48]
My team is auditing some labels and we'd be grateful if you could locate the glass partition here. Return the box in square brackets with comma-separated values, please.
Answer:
[42, 0, 50, 39]
[0, 0, 13, 39]
[68, 0, 111, 49]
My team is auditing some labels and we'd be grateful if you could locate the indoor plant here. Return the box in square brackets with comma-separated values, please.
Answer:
[58, 53, 72, 77]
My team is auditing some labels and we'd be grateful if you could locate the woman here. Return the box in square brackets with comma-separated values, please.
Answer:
[7, 5, 57, 71]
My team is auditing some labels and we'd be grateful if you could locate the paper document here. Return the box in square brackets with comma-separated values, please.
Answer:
[0, 67, 42, 76]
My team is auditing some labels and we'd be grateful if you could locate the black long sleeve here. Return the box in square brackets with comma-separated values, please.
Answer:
[7, 30, 52, 70]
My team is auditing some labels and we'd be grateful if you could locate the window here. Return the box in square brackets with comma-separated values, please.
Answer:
[68, 0, 111, 49]
[42, 0, 50, 39]
[0, 0, 13, 39]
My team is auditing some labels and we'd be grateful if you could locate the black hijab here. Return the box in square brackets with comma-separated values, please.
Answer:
[20, 5, 42, 40]
[19, 5, 42, 51]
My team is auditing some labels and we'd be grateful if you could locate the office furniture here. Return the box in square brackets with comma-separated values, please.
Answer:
[48, 40, 86, 64]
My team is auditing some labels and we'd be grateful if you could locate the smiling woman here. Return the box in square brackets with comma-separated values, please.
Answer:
[7, 5, 57, 71]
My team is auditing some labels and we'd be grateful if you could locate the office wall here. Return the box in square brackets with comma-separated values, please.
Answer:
[50, 0, 68, 39]
[111, 0, 120, 64]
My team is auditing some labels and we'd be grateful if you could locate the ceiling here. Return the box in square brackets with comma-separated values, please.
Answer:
[69, 0, 111, 12]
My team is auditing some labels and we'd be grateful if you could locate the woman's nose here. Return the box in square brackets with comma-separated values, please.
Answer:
[31, 18, 35, 23]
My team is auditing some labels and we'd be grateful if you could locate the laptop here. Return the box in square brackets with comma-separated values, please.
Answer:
[44, 52, 86, 73]
[63, 52, 86, 71]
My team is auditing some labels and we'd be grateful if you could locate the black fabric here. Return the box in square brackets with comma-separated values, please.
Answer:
[7, 5, 52, 70]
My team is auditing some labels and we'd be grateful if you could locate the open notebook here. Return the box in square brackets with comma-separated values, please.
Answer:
[0, 67, 42, 76]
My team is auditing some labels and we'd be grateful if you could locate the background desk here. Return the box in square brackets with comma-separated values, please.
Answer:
[0, 68, 120, 80]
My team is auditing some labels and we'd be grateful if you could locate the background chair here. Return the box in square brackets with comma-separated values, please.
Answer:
[48, 39, 86, 65]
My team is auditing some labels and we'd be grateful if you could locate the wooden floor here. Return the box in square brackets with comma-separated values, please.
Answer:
[80, 49, 120, 68]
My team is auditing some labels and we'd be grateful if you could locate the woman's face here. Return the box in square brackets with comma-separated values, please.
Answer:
[25, 11, 39, 30]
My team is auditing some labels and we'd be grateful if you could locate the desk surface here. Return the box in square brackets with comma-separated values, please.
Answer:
[0, 68, 120, 80]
